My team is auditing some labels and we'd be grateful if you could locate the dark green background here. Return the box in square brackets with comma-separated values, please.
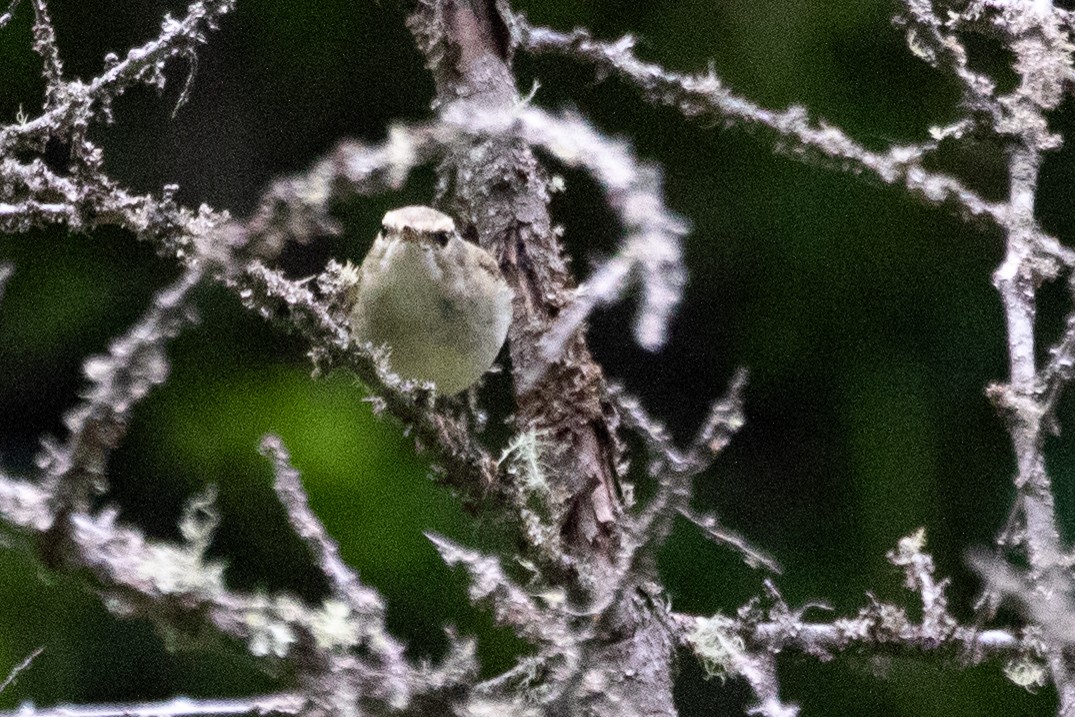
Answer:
[0, 0, 1068, 714]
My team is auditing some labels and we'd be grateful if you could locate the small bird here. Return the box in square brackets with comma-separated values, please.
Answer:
[347, 206, 514, 395]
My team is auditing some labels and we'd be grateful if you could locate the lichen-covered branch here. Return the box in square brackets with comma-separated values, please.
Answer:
[262, 435, 385, 614]
[38, 268, 203, 559]
[28, 0, 63, 105]
[410, 0, 629, 573]
[0, 0, 235, 156]
[496, 108, 688, 361]
[744, 616, 1020, 659]
[610, 369, 775, 577]
[975, 5, 1075, 711]
[427, 532, 574, 648]
[3, 694, 307, 717]
[0, 470, 259, 646]
[681, 534, 1030, 711]
[894, 0, 1004, 126]
[514, 14, 1075, 272]
[0, 435, 475, 716]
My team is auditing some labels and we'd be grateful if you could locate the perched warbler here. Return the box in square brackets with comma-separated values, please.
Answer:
[347, 206, 514, 395]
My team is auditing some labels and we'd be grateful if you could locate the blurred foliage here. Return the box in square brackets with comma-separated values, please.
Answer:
[0, 0, 1067, 714]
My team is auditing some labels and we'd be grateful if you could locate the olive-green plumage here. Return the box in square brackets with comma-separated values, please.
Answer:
[348, 206, 514, 395]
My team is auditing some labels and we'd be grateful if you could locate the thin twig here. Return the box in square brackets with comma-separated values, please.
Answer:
[739, 653, 798, 717]
[427, 532, 573, 646]
[39, 268, 203, 551]
[28, 0, 63, 104]
[0, 0, 21, 29]
[0, 0, 235, 154]
[1039, 305, 1075, 421]
[745, 617, 1019, 656]
[969, 552, 1075, 645]
[982, 7, 1075, 707]
[0, 647, 43, 695]
[477, 107, 688, 359]
[678, 507, 781, 574]
[0, 694, 307, 717]
[0, 264, 10, 303]
[262, 435, 375, 611]
[894, 0, 1003, 123]
[515, 19, 1075, 272]
[615, 369, 752, 567]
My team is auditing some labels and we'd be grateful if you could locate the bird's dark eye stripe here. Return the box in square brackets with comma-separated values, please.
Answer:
[432, 231, 450, 247]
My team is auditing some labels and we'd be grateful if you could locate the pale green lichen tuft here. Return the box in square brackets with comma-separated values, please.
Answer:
[179, 484, 220, 551]
[896, 527, 927, 557]
[244, 594, 302, 658]
[309, 598, 362, 651]
[499, 428, 552, 497]
[136, 543, 226, 595]
[499, 428, 569, 561]
[134, 486, 227, 596]
[1003, 655, 1048, 693]
[686, 614, 744, 682]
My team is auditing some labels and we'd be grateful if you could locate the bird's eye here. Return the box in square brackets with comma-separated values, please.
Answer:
[432, 231, 450, 247]
[380, 223, 391, 235]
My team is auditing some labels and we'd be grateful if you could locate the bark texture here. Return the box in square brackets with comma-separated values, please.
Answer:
[407, 1, 677, 714]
